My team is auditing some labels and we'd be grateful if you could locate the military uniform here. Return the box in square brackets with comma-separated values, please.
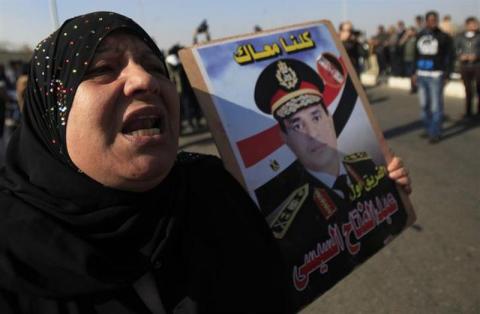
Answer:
[254, 153, 407, 307]
[253, 59, 408, 309]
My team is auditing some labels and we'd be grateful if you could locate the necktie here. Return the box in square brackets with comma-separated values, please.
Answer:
[333, 174, 350, 199]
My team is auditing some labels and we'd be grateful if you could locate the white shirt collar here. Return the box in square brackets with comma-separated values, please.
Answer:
[307, 162, 348, 190]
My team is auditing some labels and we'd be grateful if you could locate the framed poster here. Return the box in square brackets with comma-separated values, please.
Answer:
[180, 20, 415, 311]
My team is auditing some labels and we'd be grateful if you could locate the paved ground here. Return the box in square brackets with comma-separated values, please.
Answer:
[1, 86, 478, 313]
[299, 86, 480, 314]
[179, 86, 480, 314]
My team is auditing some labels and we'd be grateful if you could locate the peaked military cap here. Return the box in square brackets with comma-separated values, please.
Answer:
[254, 58, 325, 121]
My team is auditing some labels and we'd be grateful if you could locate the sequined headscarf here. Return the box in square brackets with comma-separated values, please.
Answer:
[0, 12, 177, 298]
[26, 11, 164, 167]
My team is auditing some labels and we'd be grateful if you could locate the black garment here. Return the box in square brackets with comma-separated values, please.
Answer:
[0, 11, 289, 313]
[0, 152, 289, 313]
[178, 65, 203, 129]
[255, 154, 407, 310]
[456, 31, 480, 115]
[373, 32, 389, 78]
[456, 30, 480, 66]
[0, 76, 7, 138]
[333, 174, 350, 198]
[342, 38, 362, 75]
[391, 29, 406, 77]
[166, 48, 203, 132]
[414, 27, 455, 76]
[0, 94, 5, 138]
[460, 65, 480, 115]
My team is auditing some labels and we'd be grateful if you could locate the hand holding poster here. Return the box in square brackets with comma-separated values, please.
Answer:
[180, 20, 415, 312]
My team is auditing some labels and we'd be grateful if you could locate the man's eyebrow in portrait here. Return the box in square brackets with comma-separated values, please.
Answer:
[286, 116, 301, 124]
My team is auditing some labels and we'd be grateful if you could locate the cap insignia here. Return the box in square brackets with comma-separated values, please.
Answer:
[275, 61, 298, 90]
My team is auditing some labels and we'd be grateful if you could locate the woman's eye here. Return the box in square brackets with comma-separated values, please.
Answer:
[146, 64, 166, 76]
[85, 65, 115, 78]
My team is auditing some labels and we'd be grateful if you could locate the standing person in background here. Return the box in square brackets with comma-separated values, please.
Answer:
[392, 21, 406, 76]
[193, 19, 211, 45]
[0, 80, 6, 141]
[386, 25, 398, 75]
[400, 27, 418, 93]
[339, 21, 362, 75]
[372, 25, 390, 84]
[355, 30, 370, 72]
[456, 17, 480, 118]
[440, 15, 457, 38]
[413, 11, 455, 143]
[0, 65, 13, 91]
[415, 15, 425, 31]
[16, 63, 29, 113]
[4, 62, 18, 90]
[166, 45, 203, 133]
[0, 65, 11, 146]
[0, 65, 10, 168]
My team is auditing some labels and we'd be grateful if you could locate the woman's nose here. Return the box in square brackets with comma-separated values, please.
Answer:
[123, 61, 159, 97]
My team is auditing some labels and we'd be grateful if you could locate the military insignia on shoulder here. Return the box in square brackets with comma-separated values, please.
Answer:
[343, 152, 369, 162]
[276, 61, 298, 90]
[313, 188, 337, 220]
[269, 184, 308, 239]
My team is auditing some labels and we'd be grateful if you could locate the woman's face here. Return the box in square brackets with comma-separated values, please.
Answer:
[66, 31, 180, 192]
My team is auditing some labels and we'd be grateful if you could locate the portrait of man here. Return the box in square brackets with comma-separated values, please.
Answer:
[253, 58, 407, 301]
[316, 52, 345, 87]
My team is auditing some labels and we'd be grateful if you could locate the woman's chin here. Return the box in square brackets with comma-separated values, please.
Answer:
[98, 153, 175, 192]
[129, 157, 174, 185]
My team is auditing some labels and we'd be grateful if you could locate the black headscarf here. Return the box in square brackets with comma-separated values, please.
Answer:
[0, 12, 177, 298]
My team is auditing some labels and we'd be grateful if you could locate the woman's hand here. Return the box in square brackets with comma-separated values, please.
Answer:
[387, 155, 412, 195]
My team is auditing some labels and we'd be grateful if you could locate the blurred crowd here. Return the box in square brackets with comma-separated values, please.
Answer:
[1, 12, 479, 152]
[338, 14, 472, 78]
[0, 60, 28, 147]
[338, 15, 480, 84]
[338, 12, 480, 142]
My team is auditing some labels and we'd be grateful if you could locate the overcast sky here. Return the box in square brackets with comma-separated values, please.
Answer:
[1, 0, 478, 51]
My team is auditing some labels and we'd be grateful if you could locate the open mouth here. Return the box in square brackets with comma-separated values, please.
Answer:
[121, 106, 166, 138]
[122, 115, 164, 136]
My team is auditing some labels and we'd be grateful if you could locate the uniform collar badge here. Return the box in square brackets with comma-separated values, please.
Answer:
[313, 188, 337, 220]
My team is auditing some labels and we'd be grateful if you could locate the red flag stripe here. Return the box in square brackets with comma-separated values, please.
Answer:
[236, 124, 284, 168]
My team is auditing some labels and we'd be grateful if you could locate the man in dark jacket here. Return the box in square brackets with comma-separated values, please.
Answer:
[413, 11, 455, 143]
[339, 21, 363, 75]
[456, 17, 480, 117]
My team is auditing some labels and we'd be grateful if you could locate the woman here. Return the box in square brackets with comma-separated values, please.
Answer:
[0, 12, 410, 314]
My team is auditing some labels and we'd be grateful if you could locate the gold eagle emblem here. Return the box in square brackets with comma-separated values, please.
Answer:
[275, 61, 298, 90]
